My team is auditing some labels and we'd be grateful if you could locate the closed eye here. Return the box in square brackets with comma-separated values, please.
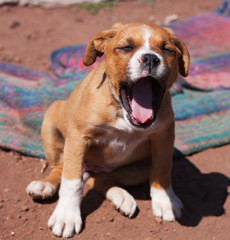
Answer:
[161, 47, 176, 54]
[114, 45, 135, 52]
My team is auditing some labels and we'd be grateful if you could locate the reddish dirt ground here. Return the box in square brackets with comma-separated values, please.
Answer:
[1, 1, 230, 239]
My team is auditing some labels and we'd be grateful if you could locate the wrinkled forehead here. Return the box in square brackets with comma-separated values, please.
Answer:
[114, 24, 171, 48]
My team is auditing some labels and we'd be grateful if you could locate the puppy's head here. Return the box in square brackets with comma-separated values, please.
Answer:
[83, 23, 190, 129]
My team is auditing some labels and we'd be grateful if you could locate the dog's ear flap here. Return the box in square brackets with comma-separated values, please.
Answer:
[174, 38, 190, 77]
[83, 22, 124, 66]
[164, 28, 190, 77]
[83, 29, 117, 66]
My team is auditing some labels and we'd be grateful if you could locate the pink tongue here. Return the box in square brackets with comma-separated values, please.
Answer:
[130, 78, 153, 124]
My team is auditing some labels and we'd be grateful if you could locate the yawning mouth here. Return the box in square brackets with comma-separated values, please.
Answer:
[119, 76, 165, 128]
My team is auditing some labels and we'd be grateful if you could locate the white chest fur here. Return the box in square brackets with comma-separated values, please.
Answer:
[91, 117, 149, 166]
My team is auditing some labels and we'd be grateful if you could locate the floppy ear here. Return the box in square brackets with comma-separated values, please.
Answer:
[83, 29, 117, 66]
[83, 22, 124, 66]
[164, 28, 190, 77]
[173, 38, 190, 77]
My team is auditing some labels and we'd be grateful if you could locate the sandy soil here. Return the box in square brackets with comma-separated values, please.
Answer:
[1, 0, 230, 239]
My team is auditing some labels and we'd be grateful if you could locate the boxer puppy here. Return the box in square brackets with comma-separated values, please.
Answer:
[26, 22, 189, 238]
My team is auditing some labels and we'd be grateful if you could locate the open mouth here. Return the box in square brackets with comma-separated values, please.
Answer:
[119, 76, 165, 128]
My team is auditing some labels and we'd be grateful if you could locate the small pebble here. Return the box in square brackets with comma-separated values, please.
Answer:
[24, 32, 32, 39]
[96, 219, 103, 224]
[76, 18, 84, 23]
[11, 231, 15, 236]
[9, 21, 21, 29]
[164, 14, 178, 25]
[14, 155, 22, 161]
[21, 206, 29, 212]
[154, 217, 163, 224]
[13, 56, 22, 63]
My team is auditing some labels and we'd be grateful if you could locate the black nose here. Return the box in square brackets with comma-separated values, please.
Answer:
[141, 54, 160, 69]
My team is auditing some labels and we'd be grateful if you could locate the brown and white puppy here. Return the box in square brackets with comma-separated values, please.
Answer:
[26, 22, 189, 238]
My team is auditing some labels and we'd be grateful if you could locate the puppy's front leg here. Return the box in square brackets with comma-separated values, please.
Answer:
[150, 123, 183, 221]
[48, 132, 86, 238]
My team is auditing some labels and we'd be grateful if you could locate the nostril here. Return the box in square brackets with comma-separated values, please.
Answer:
[141, 55, 148, 63]
[153, 56, 159, 63]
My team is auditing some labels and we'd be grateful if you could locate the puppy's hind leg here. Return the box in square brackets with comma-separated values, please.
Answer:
[26, 101, 64, 199]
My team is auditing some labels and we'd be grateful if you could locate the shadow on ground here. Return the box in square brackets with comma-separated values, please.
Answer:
[79, 157, 230, 227]
[173, 157, 230, 226]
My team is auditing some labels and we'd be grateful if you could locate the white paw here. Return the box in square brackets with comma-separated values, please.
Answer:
[106, 187, 137, 217]
[48, 200, 82, 238]
[48, 177, 83, 238]
[26, 180, 56, 199]
[150, 186, 183, 221]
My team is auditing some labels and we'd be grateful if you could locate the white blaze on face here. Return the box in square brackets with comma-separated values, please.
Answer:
[127, 25, 165, 82]
[143, 25, 151, 49]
